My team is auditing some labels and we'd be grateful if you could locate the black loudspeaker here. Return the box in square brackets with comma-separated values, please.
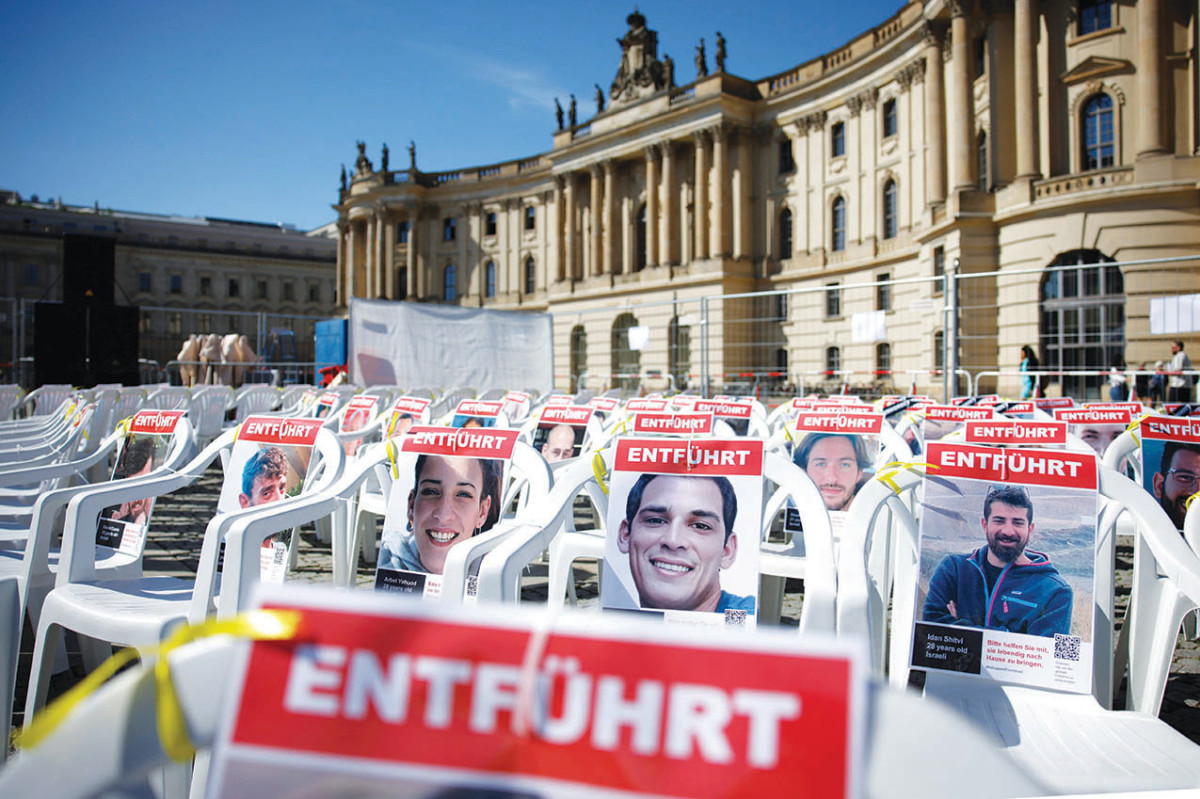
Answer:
[34, 302, 86, 386]
[34, 303, 139, 386]
[62, 234, 116, 306]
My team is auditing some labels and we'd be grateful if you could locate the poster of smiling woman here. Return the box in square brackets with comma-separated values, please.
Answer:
[602, 437, 763, 628]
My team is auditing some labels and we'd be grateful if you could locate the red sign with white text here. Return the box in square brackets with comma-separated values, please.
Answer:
[454, 400, 503, 418]
[401, 425, 519, 460]
[963, 420, 1068, 447]
[626, 398, 670, 413]
[214, 588, 861, 799]
[129, 409, 186, 435]
[632, 412, 715, 435]
[539, 405, 595, 427]
[793, 412, 884, 435]
[616, 437, 764, 477]
[928, 442, 1097, 489]
[1140, 416, 1200, 442]
[1054, 408, 1133, 426]
[924, 405, 994, 422]
[239, 416, 323, 446]
[695, 400, 754, 419]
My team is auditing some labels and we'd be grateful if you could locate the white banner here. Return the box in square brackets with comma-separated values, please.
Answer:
[851, 310, 886, 342]
[1150, 294, 1200, 335]
[348, 299, 554, 390]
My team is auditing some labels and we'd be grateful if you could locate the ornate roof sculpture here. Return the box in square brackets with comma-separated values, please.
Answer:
[609, 9, 669, 107]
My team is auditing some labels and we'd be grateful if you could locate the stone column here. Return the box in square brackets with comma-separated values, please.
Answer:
[603, 160, 616, 275]
[644, 146, 660, 269]
[1137, 0, 1165, 156]
[335, 221, 347, 306]
[692, 130, 710, 260]
[346, 221, 357, 302]
[374, 210, 386, 297]
[661, 141, 678, 265]
[364, 215, 376, 299]
[949, 2, 975, 191]
[384, 211, 396, 299]
[553, 176, 566, 281]
[924, 22, 947, 204]
[1013, 0, 1040, 178]
[589, 165, 603, 276]
[405, 210, 417, 300]
[564, 173, 578, 280]
[733, 128, 754, 261]
[710, 125, 729, 257]
[788, 121, 808, 253]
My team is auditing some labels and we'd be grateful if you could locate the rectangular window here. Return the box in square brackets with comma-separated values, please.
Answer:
[485, 213, 497, 237]
[882, 98, 898, 138]
[169, 275, 182, 294]
[524, 206, 536, 231]
[228, 279, 240, 298]
[831, 122, 845, 157]
[825, 283, 841, 318]
[933, 246, 945, 279]
[256, 281, 268, 300]
[778, 138, 795, 174]
[398, 221, 409, 244]
[443, 217, 456, 242]
[876, 272, 891, 312]
[23, 264, 38, 286]
[1079, 0, 1112, 35]
[283, 282, 295, 301]
[199, 276, 212, 296]
[308, 283, 320, 302]
[198, 313, 211, 331]
[973, 36, 986, 79]
[138, 272, 152, 292]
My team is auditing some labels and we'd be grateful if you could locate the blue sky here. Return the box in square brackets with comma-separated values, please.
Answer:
[2, 1, 905, 231]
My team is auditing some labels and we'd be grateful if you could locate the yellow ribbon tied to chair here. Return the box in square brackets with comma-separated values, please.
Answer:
[15, 609, 301, 761]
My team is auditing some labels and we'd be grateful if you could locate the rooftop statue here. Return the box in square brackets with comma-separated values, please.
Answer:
[610, 9, 668, 106]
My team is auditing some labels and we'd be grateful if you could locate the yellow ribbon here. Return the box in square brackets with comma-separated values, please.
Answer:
[16, 609, 300, 761]
[387, 437, 400, 479]
[1186, 491, 1200, 513]
[591, 451, 609, 495]
[1126, 412, 1150, 444]
[875, 461, 938, 494]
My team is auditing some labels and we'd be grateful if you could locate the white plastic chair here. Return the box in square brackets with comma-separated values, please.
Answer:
[835, 461, 1200, 793]
[232, 384, 279, 423]
[16, 384, 74, 418]
[188, 385, 235, 449]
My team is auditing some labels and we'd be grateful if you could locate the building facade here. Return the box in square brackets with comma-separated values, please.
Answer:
[335, 1, 1200, 397]
[0, 192, 337, 371]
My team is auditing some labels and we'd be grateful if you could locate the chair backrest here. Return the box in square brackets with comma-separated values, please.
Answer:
[143, 385, 190, 411]
[0, 385, 24, 421]
[233, 384, 280, 422]
[21, 384, 74, 417]
[189, 385, 235, 446]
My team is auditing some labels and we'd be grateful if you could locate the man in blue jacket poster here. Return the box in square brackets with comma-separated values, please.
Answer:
[922, 484, 1073, 638]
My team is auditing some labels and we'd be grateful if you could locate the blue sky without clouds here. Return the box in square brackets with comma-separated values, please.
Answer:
[2, 1, 905, 231]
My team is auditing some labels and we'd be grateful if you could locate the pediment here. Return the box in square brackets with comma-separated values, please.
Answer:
[1061, 56, 1132, 85]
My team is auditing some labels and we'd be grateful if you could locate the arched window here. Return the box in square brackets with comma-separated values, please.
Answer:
[668, 316, 692, 390]
[524, 256, 536, 295]
[779, 207, 793, 259]
[484, 261, 496, 298]
[882, 180, 898, 239]
[1082, 94, 1114, 171]
[443, 264, 456, 301]
[825, 346, 841, 378]
[876, 342, 892, 379]
[569, 325, 587, 393]
[611, 312, 642, 392]
[636, 203, 647, 272]
[1039, 249, 1124, 399]
[831, 196, 846, 252]
[977, 130, 989, 191]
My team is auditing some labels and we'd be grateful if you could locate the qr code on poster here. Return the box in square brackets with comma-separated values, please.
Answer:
[1054, 633, 1081, 661]
[466, 576, 478, 598]
[724, 609, 747, 627]
[272, 546, 286, 566]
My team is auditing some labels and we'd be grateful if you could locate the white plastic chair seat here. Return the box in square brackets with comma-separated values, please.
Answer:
[36, 576, 193, 649]
[925, 673, 1200, 793]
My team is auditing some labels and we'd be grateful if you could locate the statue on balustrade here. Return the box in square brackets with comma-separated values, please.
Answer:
[569, 94, 577, 128]
[715, 32, 726, 72]
[555, 98, 564, 130]
[609, 9, 669, 105]
[381, 143, 389, 171]
[695, 38, 708, 78]
[354, 141, 373, 176]
[594, 83, 606, 113]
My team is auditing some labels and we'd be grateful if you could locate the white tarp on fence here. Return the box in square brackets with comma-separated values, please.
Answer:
[348, 299, 553, 391]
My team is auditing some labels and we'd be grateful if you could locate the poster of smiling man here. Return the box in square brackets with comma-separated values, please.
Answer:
[913, 440, 1098, 693]
[602, 437, 763, 628]
[1139, 416, 1200, 531]
[785, 412, 881, 538]
[375, 426, 517, 600]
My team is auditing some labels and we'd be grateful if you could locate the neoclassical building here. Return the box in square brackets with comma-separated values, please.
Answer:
[334, 1, 1199, 397]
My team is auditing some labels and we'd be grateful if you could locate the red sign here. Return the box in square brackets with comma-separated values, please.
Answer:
[694, 400, 754, 419]
[793, 413, 884, 435]
[129, 409, 186, 435]
[1163, 403, 1200, 416]
[924, 405, 994, 422]
[223, 591, 860, 799]
[1054, 408, 1133, 425]
[928, 442, 1097, 489]
[1033, 397, 1074, 410]
[626, 398, 670, 413]
[239, 416, 324, 446]
[455, 400, 503, 418]
[392, 396, 431, 415]
[1140, 416, 1200, 442]
[344, 395, 379, 413]
[588, 397, 620, 413]
[615, 437, 763, 476]
[1085, 402, 1143, 415]
[402, 426, 520, 459]
[631, 412, 714, 435]
[539, 405, 594, 427]
[963, 420, 1068, 446]
[503, 391, 531, 405]
[545, 394, 575, 406]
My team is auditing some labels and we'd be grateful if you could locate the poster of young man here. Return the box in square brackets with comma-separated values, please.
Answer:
[532, 405, 593, 463]
[94, 410, 186, 557]
[500, 390, 532, 423]
[601, 437, 763, 627]
[1139, 416, 1200, 530]
[338, 394, 379, 456]
[785, 413, 882, 537]
[217, 416, 323, 583]
[387, 396, 432, 442]
[450, 399, 504, 429]
[1055, 407, 1133, 457]
[913, 441, 1098, 692]
[375, 426, 517, 600]
[313, 391, 339, 419]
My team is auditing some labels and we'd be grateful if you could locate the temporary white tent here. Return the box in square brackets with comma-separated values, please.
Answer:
[348, 299, 554, 391]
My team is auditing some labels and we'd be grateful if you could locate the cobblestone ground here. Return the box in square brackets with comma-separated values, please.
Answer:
[12, 464, 1200, 747]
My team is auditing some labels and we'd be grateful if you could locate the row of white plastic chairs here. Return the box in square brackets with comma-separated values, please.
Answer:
[3, 389, 1200, 797]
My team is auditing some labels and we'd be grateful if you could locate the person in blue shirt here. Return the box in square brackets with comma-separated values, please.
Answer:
[923, 484, 1072, 638]
[617, 472, 755, 614]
